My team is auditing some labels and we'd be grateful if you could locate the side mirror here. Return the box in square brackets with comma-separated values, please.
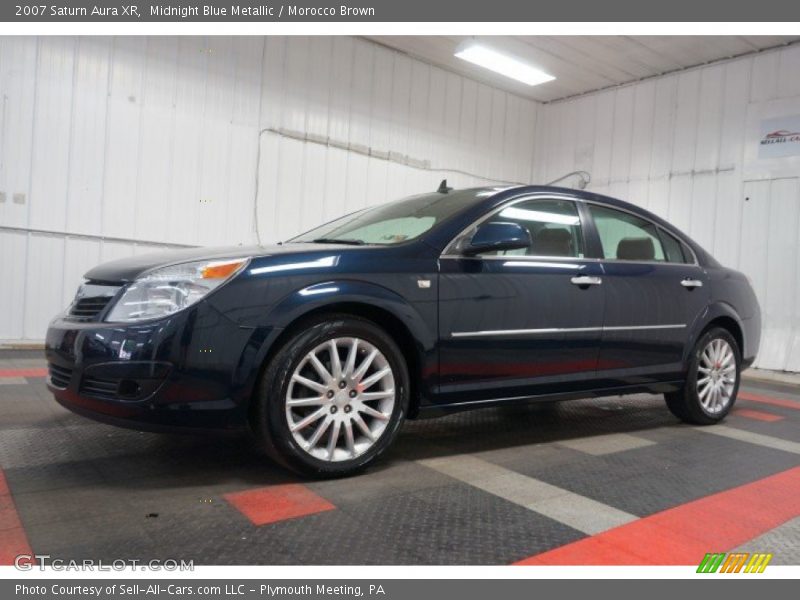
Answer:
[463, 222, 531, 256]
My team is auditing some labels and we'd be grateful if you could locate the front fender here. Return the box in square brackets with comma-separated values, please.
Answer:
[232, 278, 438, 414]
[267, 279, 436, 352]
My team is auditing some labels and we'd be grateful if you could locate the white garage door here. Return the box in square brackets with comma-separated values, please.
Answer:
[741, 177, 800, 371]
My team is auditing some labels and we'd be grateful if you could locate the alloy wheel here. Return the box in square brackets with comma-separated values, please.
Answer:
[696, 338, 737, 414]
[285, 337, 396, 462]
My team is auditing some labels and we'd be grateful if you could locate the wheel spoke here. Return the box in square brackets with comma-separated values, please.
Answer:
[287, 395, 326, 407]
[306, 416, 332, 448]
[290, 406, 327, 432]
[344, 421, 356, 456]
[360, 389, 394, 401]
[308, 353, 332, 382]
[292, 374, 327, 394]
[359, 404, 390, 421]
[328, 339, 342, 380]
[360, 366, 392, 391]
[326, 421, 341, 459]
[352, 412, 374, 441]
[343, 338, 359, 378]
[353, 348, 378, 382]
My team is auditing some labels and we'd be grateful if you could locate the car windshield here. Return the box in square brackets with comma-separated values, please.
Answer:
[289, 189, 493, 245]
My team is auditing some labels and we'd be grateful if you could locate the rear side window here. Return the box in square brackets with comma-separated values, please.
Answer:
[589, 205, 665, 262]
[658, 229, 691, 264]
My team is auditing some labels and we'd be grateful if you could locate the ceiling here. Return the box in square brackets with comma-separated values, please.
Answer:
[366, 36, 800, 103]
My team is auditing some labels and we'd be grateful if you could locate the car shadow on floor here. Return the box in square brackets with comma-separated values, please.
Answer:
[47, 393, 680, 490]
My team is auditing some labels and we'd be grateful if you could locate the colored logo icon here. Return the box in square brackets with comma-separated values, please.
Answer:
[697, 552, 773, 573]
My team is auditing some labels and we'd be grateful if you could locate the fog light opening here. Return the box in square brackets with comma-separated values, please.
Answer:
[117, 379, 141, 399]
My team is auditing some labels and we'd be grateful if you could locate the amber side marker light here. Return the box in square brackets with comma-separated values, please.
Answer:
[201, 259, 247, 280]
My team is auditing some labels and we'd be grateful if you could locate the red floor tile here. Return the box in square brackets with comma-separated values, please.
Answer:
[0, 470, 33, 565]
[224, 483, 335, 526]
[0, 368, 47, 378]
[515, 465, 800, 566]
[739, 391, 799, 411]
[733, 408, 784, 422]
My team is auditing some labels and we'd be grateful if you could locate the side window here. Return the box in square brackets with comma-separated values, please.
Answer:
[658, 229, 691, 264]
[589, 205, 666, 262]
[477, 198, 584, 258]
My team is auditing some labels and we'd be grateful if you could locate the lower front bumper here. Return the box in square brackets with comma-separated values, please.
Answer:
[45, 307, 258, 433]
[49, 383, 245, 434]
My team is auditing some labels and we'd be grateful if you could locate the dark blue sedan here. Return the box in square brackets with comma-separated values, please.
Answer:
[46, 184, 761, 476]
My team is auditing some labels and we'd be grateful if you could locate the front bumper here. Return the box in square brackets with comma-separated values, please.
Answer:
[45, 304, 258, 433]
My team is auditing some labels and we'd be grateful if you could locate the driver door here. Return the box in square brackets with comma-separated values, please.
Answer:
[437, 196, 606, 403]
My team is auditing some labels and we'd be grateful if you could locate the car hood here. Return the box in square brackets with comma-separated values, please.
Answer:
[83, 243, 352, 283]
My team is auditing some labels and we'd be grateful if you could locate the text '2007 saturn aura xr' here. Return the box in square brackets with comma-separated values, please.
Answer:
[46, 184, 761, 476]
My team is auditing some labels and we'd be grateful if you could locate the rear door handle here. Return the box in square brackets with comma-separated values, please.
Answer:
[681, 278, 703, 288]
[571, 275, 602, 287]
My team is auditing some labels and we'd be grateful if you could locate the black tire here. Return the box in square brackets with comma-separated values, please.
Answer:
[252, 314, 409, 477]
[665, 327, 741, 425]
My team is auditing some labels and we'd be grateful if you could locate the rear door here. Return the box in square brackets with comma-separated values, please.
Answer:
[588, 204, 710, 382]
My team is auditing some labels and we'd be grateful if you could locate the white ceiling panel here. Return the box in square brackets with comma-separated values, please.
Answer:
[365, 35, 800, 102]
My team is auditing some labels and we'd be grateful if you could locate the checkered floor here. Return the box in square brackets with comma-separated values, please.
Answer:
[1, 350, 798, 565]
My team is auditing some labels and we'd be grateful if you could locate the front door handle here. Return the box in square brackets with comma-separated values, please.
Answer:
[571, 275, 602, 287]
[681, 278, 703, 289]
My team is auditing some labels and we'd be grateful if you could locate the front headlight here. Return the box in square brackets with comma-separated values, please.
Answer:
[106, 258, 249, 323]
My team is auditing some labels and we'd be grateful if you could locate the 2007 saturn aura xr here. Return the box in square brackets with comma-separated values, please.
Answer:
[46, 185, 761, 476]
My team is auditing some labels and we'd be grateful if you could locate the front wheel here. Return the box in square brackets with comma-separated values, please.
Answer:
[252, 314, 409, 477]
[665, 327, 741, 425]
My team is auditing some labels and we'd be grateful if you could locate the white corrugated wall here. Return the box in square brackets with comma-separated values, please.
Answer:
[3, 36, 799, 374]
[0, 36, 539, 342]
[533, 44, 800, 371]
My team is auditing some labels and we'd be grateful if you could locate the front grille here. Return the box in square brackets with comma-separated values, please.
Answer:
[80, 376, 119, 399]
[66, 283, 121, 321]
[69, 297, 113, 319]
[48, 364, 73, 389]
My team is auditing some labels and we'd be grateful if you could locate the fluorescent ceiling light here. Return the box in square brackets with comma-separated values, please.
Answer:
[455, 44, 555, 87]
[499, 207, 579, 226]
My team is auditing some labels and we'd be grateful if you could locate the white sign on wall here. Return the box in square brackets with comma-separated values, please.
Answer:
[746, 98, 800, 180]
[758, 114, 800, 159]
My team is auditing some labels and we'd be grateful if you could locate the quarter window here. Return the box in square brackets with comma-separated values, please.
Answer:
[658, 229, 691, 264]
[589, 205, 666, 262]
[473, 198, 584, 258]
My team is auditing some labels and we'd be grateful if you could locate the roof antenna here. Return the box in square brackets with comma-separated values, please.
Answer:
[437, 179, 452, 194]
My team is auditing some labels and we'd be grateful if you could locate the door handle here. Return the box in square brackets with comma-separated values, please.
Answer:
[570, 275, 602, 287]
[681, 278, 703, 289]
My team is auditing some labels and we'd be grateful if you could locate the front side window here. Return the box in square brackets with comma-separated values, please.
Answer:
[469, 198, 585, 258]
[590, 205, 666, 262]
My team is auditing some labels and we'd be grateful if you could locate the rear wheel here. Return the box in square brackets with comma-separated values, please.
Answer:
[665, 327, 741, 424]
[253, 314, 409, 477]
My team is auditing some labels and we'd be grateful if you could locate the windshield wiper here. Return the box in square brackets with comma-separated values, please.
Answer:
[310, 238, 366, 245]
